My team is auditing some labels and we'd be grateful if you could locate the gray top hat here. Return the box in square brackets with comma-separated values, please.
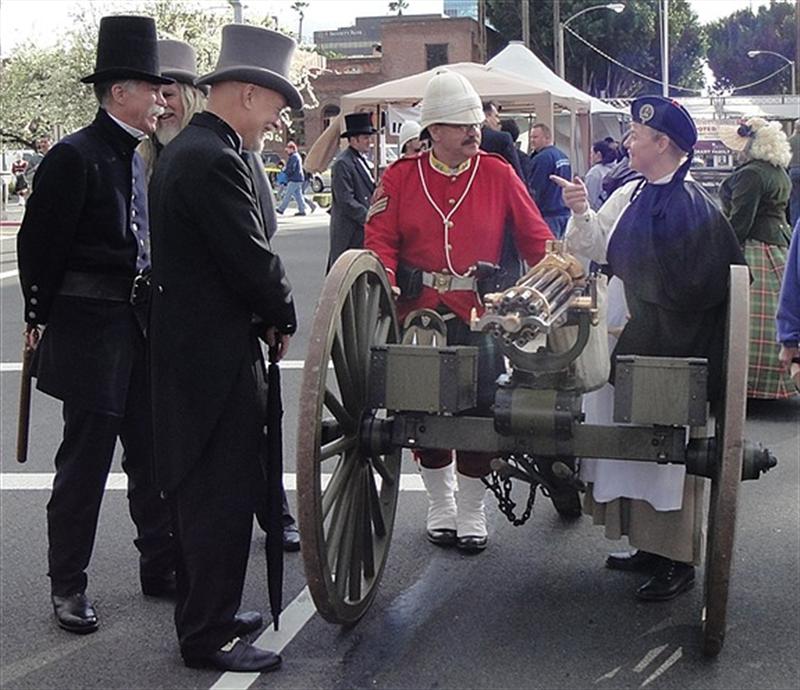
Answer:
[197, 25, 302, 110]
[158, 39, 200, 85]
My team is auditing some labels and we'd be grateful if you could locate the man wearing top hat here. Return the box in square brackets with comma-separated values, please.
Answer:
[148, 24, 299, 672]
[138, 39, 209, 180]
[327, 112, 377, 270]
[552, 96, 745, 601]
[17, 15, 175, 635]
[142, 37, 303, 553]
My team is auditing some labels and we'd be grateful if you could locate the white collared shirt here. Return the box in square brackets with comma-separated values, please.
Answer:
[353, 150, 373, 180]
[105, 110, 147, 141]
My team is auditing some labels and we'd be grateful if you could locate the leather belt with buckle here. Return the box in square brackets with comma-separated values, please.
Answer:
[421, 270, 477, 294]
[58, 270, 150, 305]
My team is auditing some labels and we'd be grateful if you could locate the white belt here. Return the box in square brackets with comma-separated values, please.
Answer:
[421, 270, 477, 293]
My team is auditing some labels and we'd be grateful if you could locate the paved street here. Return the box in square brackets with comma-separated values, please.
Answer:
[1, 207, 798, 690]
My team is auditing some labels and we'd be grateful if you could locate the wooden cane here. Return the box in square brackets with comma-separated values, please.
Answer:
[16, 327, 37, 464]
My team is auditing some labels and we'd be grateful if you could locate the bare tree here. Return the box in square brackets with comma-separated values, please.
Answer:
[291, 1, 309, 42]
[389, 0, 409, 16]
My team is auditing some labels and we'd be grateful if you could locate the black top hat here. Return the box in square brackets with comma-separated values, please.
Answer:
[341, 112, 378, 138]
[158, 39, 199, 85]
[197, 25, 302, 110]
[81, 16, 173, 85]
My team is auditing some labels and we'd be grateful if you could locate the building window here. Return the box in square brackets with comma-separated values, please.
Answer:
[426, 43, 449, 70]
[289, 109, 306, 146]
[323, 104, 341, 131]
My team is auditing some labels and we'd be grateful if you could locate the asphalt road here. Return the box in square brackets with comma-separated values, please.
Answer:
[1, 211, 798, 690]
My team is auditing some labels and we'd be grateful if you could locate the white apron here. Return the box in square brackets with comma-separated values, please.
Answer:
[572, 243, 687, 511]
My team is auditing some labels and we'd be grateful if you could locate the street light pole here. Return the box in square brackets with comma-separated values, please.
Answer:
[747, 49, 797, 96]
[229, 0, 243, 23]
[522, 0, 530, 52]
[661, 0, 669, 97]
[557, 3, 625, 80]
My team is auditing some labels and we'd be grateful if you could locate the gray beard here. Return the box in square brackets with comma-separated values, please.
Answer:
[155, 123, 180, 146]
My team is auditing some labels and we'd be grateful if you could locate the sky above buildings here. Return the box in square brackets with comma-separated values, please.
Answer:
[0, 0, 771, 57]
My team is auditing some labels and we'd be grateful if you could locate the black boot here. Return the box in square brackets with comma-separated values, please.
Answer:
[605, 550, 664, 573]
[52, 593, 99, 634]
[635, 560, 695, 601]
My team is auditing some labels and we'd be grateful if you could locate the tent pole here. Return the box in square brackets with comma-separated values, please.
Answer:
[570, 109, 577, 176]
[375, 104, 381, 183]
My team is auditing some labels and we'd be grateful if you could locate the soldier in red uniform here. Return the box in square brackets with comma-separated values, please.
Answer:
[365, 70, 552, 552]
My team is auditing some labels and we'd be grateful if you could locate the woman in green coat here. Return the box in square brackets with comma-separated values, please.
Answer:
[719, 117, 794, 399]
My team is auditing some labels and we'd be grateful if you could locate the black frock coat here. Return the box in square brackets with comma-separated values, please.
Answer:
[148, 112, 296, 492]
[17, 109, 146, 415]
[480, 127, 525, 182]
[327, 146, 375, 269]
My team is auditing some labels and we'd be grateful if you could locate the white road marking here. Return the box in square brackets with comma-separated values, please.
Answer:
[209, 587, 318, 690]
[632, 643, 668, 673]
[639, 616, 674, 637]
[0, 472, 426, 492]
[0, 268, 19, 280]
[640, 647, 683, 687]
[594, 665, 622, 683]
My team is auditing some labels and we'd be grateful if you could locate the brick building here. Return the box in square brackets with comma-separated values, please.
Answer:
[280, 15, 505, 156]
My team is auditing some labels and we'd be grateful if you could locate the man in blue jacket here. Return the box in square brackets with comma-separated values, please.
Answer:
[276, 140, 307, 216]
[526, 122, 572, 238]
[777, 219, 800, 384]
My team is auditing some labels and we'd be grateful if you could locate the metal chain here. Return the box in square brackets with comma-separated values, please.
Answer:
[482, 470, 538, 527]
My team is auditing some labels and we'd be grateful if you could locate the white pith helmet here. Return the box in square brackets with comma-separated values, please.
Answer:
[419, 69, 484, 131]
[398, 120, 422, 152]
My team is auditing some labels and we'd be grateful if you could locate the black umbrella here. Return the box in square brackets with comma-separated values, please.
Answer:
[263, 346, 284, 630]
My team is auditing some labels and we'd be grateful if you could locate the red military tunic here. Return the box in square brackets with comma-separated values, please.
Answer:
[365, 150, 553, 323]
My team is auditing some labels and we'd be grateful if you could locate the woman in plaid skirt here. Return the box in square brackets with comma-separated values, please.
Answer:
[719, 118, 795, 399]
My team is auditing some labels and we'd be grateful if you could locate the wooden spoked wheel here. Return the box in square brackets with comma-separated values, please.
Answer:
[702, 264, 750, 657]
[297, 250, 401, 624]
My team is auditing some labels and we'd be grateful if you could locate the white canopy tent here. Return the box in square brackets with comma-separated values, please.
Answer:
[487, 42, 628, 172]
[488, 42, 625, 116]
[305, 62, 592, 174]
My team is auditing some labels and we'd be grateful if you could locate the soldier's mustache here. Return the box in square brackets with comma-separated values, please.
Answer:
[149, 105, 166, 118]
[462, 136, 478, 145]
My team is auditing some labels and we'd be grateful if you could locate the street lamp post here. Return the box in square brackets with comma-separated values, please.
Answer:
[228, 0, 243, 23]
[747, 50, 797, 96]
[557, 2, 625, 79]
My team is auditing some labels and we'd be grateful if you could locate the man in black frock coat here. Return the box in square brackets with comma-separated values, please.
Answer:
[479, 100, 525, 181]
[16, 15, 175, 635]
[148, 25, 299, 672]
[327, 112, 377, 269]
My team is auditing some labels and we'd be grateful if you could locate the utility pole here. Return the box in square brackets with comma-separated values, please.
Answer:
[229, 0, 243, 23]
[796, 0, 800, 95]
[521, 0, 530, 51]
[661, 0, 669, 97]
[478, 0, 487, 62]
[553, 0, 561, 73]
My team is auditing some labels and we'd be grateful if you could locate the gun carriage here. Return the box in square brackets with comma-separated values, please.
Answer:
[296, 243, 776, 657]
